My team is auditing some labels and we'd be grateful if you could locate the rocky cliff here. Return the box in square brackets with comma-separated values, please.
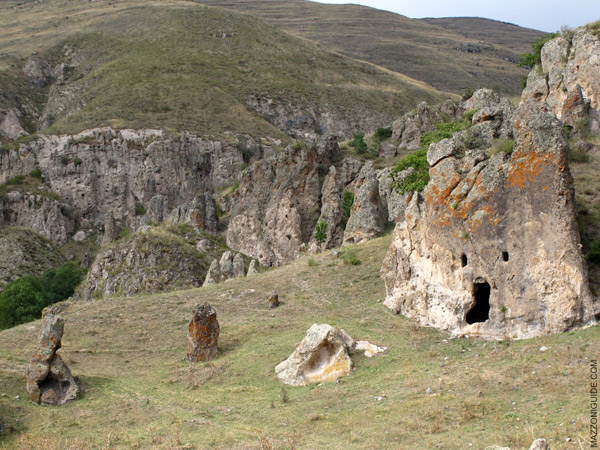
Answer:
[381, 100, 597, 339]
[522, 27, 600, 134]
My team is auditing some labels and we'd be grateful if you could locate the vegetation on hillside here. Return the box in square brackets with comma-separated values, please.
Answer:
[518, 32, 560, 68]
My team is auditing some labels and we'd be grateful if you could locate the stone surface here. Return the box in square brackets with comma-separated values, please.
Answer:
[166, 193, 218, 232]
[343, 162, 386, 245]
[101, 213, 119, 246]
[26, 308, 80, 405]
[187, 303, 219, 362]
[247, 259, 259, 275]
[232, 253, 246, 278]
[0, 109, 27, 140]
[275, 324, 353, 386]
[378, 141, 397, 159]
[203, 251, 246, 286]
[267, 291, 280, 309]
[528, 439, 550, 450]
[381, 101, 597, 339]
[355, 340, 386, 358]
[521, 28, 600, 134]
[392, 101, 456, 150]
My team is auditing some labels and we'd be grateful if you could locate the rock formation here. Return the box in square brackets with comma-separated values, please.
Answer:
[187, 303, 220, 362]
[522, 27, 600, 134]
[166, 193, 218, 233]
[392, 100, 458, 150]
[267, 291, 279, 309]
[26, 308, 80, 405]
[202, 251, 247, 286]
[247, 259, 259, 275]
[275, 324, 353, 386]
[81, 228, 209, 299]
[382, 100, 597, 339]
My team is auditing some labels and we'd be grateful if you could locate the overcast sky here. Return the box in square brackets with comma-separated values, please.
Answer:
[312, 0, 600, 32]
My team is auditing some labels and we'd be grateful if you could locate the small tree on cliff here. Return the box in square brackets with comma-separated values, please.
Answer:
[314, 221, 328, 247]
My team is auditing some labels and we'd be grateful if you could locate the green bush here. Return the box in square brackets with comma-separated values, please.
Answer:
[313, 220, 328, 246]
[6, 175, 25, 186]
[0, 263, 83, 329]
[519, 32, 560, 68]
[462, 87, 475, 101]
[390, 148, 429, 194]
[341, 249, 361, 266]
[374, 127, 392, 142]
[59, 155, 71, 166]
[73, 157, 83, 167]
[342, 190, 354, 221]
[349, 132, 368, 154]
[135, 204, 146, 216]
[29, 167, 43, 179]
[492, 139, 515, 155]
[587, 241, 600, 264]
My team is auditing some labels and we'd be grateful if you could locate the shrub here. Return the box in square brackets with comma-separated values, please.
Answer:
[464, 109, 479, 123]
[462, 86, 475, 101]
[5, 175, 25, 185]
[313, 221, 328, 246]
[492, 139, 515, 155]
[349, 132, 368, 154]
[587, 241, 600, 264]
[59, 155, 70, 166]
[519, 32, 560, 68]
[374, 127, 392, 142]
[0, 263, 83, 329]
[341, 249, 361, 266]
[73, 157, 83, 167]
[390, 148, 429, 194]
[29, 167, 43, 179]
[135, 204, 146, 216]
[341, 190, 354, 221]
[307, 258, 318, 267]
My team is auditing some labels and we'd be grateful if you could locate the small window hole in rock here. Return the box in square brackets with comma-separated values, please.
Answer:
[502, 251, 509, 262]
[461, 254, 468, 267]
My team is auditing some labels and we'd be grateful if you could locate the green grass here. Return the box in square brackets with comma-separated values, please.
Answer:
[0, 236, 596, 449]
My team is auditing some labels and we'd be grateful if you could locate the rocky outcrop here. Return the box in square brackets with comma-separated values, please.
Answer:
[0, 109, 27, 141]
[382, 101, 596, 339]
[275, 324, 354, 386]
[392, 101, 458, 150]
[187, 303, 220, 362]
[166, 193, 218, 232]
[521, 28, 600, 134]
[26, 308, 80, 405]
[0, 190, 75, 246]
[0, 227, 65, 289]
[202, 251, 247, 286]
[226, 137, 340, 266]
[461, 89, 516, 141]
[0, 128, 259, 234]
[81, 228, 209, 299]
[343, 162, 387, 245]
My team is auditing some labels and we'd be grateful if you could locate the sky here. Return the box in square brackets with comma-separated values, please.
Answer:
[312, 0, 600, 32]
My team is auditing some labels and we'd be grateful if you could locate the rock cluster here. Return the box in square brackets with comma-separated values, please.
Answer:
[202, 251, 250, 286]
[381, 100, 596, 339]
[522, 27, 600, 134]
[391, 100, 458, 149]
[187, 303, 220, 362]
[26, 308, 80, 405]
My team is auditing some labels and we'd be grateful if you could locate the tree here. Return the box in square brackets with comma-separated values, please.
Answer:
[313, 221, 328, 247]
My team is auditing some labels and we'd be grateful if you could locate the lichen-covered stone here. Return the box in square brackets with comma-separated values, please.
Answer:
[187, 303, 219, 362]
[26, 309, 80, 405]
[275, 324, 353, 386]
[381, 101, 597, 339]
[267, 291, 279, 309]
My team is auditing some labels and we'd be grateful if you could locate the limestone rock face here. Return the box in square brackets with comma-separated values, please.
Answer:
[101, 213, 119, 246]
[522, 28, 600, 133]
[462, 88, 516, 142]
[343, 162, 386, 245]
[26, 309, 80, 405]
[187, 303, 219, 362]
[381, 101, 596, 339]
[275, 324, 353, 386]
[392, 102, 457, 150]
[226, 137, 340, 266]
[0, 109, 27, 140]
[166, 193, 218, 232]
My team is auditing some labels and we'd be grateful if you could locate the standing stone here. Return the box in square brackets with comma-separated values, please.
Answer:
[247, 259, 259, 276]
[187, 303, 220, 362]
[219, 251, 234, 279]
[26, 308, 80, 405]
[267, 291, 280, 309]
[232, 253, 246, 278]
[203, 259, 221, 287]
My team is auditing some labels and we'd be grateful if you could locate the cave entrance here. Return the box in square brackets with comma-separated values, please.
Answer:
[466, 281, 491, 324]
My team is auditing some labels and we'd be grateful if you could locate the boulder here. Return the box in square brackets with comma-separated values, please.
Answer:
[378, 141, 397, 159]
[202, 259, 222, 286]
[232, 253, 246, 278]
[187, 303, 220, 362]
[26, 308, 80, 405]
[275, 324, 353, 386]
[381, 100, 596, 339]
[529, 439, 550, 450]
[247, 259, 259, 275]
[267, 291, 280, 309]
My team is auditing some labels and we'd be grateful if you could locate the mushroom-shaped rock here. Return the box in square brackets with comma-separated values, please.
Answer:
[275, 324, 353, 386]
[26, 309, 80, 405]
[187, 303, 220, 362]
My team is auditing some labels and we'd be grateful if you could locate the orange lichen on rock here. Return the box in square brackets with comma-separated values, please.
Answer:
[507, 152, 555, 188]
[187, 303, 220, 362]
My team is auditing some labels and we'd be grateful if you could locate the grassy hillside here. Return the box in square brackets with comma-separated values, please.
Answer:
[0, 0, 449, 139]
[0, 235, 597, 449]
[194, 0, 542, 96]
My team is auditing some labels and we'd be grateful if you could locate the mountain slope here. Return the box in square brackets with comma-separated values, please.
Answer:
[0, 0, 449, 139]
[0, 236, 596, 448]
[193, 0, 543, 96]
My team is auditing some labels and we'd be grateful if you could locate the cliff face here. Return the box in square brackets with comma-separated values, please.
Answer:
[381, 100, 597, 339]
[521, 27, 600, 134]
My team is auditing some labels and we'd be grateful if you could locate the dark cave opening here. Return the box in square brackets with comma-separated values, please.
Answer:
[461, 254, 468, 267]
[502, 251, 509, 262]
[465, 281, 491, 324]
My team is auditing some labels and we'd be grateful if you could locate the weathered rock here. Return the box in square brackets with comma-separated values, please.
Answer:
[392, 102, 454, 150]
[355, 341, 386, 358]
[219, 251, 235, 279]
[247, 259, 259, 275]
[166, 193, 218, 232]
[267, 291, 280, 309]
[226, 137, 340, 266]
[202, 259, 222, 286]
[343, 162, 386, 245]
[81, 228, 209, 299]
[521, 28, 600, 134]
[275, 324, 353, 386]
[378, 141, 397, 159]
[101, 213, 119, 246]
[232, 253, 246, 278]
[377, 168, 409, 223]
[381, 101, 596, 339]
[529, 439, 550, 450]
[461, 88, 516, 141]
[26, 309, 80, 405]
[187, 303, 219, 362]
[0, 109, 27, 140]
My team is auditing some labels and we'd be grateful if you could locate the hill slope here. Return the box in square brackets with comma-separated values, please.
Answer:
[0, 0, 449, 139]
[194, 0, 543, 96]
[0, 236, 596, 449]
